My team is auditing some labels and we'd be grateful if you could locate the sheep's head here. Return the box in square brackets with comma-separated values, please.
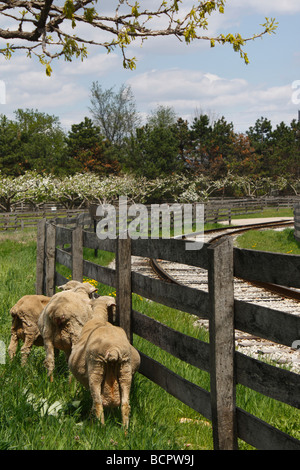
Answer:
[58, 280, 98, 299]
[73, 283, 98, 298]
[58, 280, 82, 291]
[91, 296, 116, 324]
[10, 306, 17, 317]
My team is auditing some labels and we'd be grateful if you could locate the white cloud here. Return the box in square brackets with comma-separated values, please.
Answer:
[128, 68, 297, 131]
[229, 0, 300, 14]
[59, 52, 119, 76]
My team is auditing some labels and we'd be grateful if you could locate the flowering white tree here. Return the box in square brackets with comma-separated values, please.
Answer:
[0, 172, 296, 212]
[0, 171, 38, 211]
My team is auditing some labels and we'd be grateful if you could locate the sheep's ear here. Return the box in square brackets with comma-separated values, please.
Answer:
[107, 298, 116, 307]
[57, 284, 65, 290]
[108, 304, 117, 324]
[10, 307, 16, 317]
[83, 282, 98, 295]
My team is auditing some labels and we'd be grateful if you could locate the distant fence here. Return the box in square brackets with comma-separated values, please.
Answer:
[89, 201, 263, 229]
[0, 208, 87, 231]
[2, 196, 299, 231]
[295, 204, 300, 243]
[36, 215, 300, 450]
[208, 196, 300, 208]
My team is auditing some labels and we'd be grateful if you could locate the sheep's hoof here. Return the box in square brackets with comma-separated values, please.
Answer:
[94, 404, 105, 425]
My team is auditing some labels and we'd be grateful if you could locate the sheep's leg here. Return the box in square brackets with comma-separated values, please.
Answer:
[43, 338, 55, 382]
[8, 330, 19, 360]
[119, 362, 132, 430]
[20, 334, 35, 365]
[63, 350, 74, 384]
[88, 361, 105, 424]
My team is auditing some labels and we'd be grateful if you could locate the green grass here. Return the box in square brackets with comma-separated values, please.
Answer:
[0, 228, 299, 450]
[231, 207, 294, 220]
[235, 228, 300, 255]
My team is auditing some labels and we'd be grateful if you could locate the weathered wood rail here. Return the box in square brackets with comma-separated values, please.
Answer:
[0, 208, 87, 231]
[36, 216, 300, 450]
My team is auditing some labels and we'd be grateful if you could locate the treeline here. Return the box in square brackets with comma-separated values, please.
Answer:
[0, 83, 299, 182]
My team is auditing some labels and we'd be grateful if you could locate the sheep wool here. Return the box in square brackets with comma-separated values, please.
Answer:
[8, 295, 51, 365]
[69, 318, 140, 429]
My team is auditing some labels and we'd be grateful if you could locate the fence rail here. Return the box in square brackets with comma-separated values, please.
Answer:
[36, 216, 300, 450]
[2, 195, 299, 231]
[0, 209, 87, 231]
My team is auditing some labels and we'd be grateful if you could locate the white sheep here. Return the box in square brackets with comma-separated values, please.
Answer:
[38, 286, 116, 381]
[68, 300, 140, 429]
[38, 287, 93, 381]
[8, 295, 51, 365]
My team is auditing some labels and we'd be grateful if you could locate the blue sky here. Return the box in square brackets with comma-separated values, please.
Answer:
[0, 0, 299, 133]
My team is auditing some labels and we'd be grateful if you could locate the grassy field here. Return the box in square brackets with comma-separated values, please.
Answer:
[235, 227, 300, 255]
[230, 207, 294, 220]
[0, 226, 299, 450]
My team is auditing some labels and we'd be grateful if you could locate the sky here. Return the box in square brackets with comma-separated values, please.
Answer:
[0, 0, 299, 134]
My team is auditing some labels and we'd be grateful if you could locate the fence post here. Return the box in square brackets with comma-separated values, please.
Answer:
[294, 204, 300, 243]
[72, 226, 83, 282]
[45, 222, 56, 297]
[116, 235, 132, 342]
[208, 236, 238, 450]
[36, 218, 46, 295]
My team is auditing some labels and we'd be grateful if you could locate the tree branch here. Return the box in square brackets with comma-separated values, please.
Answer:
[0, 0, 278, 73]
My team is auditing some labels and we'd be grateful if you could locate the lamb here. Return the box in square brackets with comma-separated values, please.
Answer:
[68, 300, 140, 429]
[38, 287, 116, 381]
[8, 295, 51, 365]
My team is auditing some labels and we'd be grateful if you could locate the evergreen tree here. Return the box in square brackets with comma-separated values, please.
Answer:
[66, 117, 120, 175]
[0, 115, 22, 175]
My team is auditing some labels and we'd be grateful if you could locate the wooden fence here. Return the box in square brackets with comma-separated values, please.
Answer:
[295, 204, 300, 243]
[2, 196, 299, 231]
[0, 208, 87, 231]
[88, 203, 262, 232]
[36, 216, 300, 450]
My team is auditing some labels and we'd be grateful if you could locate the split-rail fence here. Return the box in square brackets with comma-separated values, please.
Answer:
[36, 214, 300, 451]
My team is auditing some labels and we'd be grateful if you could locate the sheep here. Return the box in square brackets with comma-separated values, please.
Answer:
[38, 288, 116, 381]
[68, 303, 140, 429]
[38, 288, 92, 381]
[8, 295, 51, 365]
